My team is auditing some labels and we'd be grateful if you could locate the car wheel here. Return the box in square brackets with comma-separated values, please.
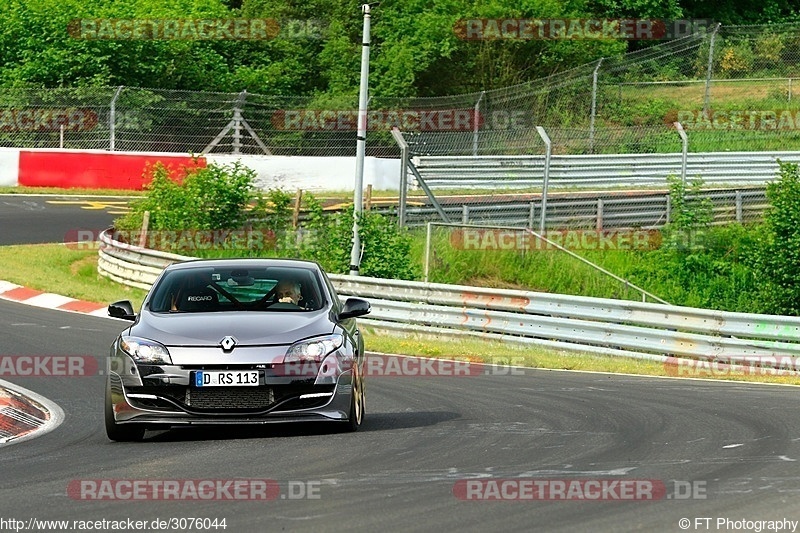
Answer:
[105, 380, 145, 442]
[341, 373, 364, 433]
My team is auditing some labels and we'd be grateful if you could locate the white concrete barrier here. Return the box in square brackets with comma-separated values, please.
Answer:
[0, 148, 20, 186]
[206, 154, 401, 191]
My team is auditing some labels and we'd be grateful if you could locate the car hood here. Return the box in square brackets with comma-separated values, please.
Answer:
[131, 310, 335, 347]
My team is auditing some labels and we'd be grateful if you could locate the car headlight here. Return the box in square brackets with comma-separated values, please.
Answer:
[120, 336, 172, 365]
[285, 334, 343, 363]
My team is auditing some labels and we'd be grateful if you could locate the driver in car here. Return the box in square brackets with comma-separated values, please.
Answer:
[275, 280, 303, 306]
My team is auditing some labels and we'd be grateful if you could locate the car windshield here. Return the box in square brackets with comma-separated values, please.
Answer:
[148, 266, 325, 313]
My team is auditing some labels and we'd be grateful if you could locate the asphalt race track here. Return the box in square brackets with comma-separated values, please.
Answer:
[3, 199, 800, 532]
[2, 298, 800, 532]
[0, 195, 122, 245]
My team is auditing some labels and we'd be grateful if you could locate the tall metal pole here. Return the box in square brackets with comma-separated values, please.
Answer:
[589, 58, 603, 154]
[536, 126, 552, 234]
[109, 86, 123, 151]
[472, 91, 485, 156]
[703, 23, 721, 114]
[233, 90, 247, 155]
[350, 4, 372, 276]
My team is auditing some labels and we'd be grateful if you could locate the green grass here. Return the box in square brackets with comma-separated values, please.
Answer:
[416, 221, 772, 313]
[0, 244, 147, 309]
[420, 230, 659, 300]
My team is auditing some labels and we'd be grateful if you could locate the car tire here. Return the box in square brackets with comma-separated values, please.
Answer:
[341, 373, 364, 433]
[105, 381, 146, 442]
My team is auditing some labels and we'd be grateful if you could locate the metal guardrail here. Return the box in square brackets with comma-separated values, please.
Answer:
[399, 188, 768, 229]
[97, 229, 800, 366]
[410, 152, 800, 189]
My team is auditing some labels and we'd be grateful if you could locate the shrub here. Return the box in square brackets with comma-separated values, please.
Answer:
[116, 161, 256, 233]
[754, 33, 785, 66]
[719, 44, 755, 77]
[752, 161, 800, 314]
[252, 188, 294, 236]
[661, 174, 714, 251]
[288, 195, 417, 280]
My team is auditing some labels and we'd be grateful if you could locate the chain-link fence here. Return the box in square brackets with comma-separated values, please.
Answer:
[4, 23, 800, 159]
[398, 23, 800, 157]
[0, 87, 396, 156]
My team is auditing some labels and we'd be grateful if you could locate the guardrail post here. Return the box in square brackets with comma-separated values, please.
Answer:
[596, 198, 604, 231]
[735, 190, 743, 223]
[462, 205, 469, 224]
[138, 211, 150, 248]
[391, 127, 409, 227]
[424, 222, 432, 282]
[536, 126, 552, 233]
[528, 201, 536, 229]
[665, 194, 671, 225]
[674, 121, 688, 186]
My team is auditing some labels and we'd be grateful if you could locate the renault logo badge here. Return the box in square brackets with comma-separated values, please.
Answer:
[220, 336, 237, 352]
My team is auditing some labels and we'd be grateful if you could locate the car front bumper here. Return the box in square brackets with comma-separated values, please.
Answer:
[107, 349, 357, 426]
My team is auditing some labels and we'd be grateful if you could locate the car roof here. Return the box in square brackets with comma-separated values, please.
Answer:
[164, 258, 325, 273]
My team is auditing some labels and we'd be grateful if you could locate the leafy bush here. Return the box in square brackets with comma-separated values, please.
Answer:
[621, 174, 763, 310]
[287, 195, 417, 280]
[752, 161, 800, 314]
[719, 44, 755, 77]
[632, 224, 761, 311]
[661, 174, 714, 251]
[116, 161, 256, 232]
[754, 33, 785, 66]
[252, 188, 294, 236]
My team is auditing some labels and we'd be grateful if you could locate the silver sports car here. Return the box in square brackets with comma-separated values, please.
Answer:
[105, 258, 371, 441]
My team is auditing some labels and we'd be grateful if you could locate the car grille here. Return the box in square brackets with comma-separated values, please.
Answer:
[128, 384, 335, 413]
[184, 387, 274, 410]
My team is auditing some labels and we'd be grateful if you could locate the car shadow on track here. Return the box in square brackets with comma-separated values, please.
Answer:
[133, 411, 461, 443]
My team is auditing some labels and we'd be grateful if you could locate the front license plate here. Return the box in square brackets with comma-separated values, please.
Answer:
[194, 370, 260, 387]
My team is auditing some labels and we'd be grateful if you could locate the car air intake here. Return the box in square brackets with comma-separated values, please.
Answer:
[185, 387, 274, 410]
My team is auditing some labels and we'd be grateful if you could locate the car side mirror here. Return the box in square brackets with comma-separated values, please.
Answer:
[108, 300, 136, 321]
[338, 298, 370, 320]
